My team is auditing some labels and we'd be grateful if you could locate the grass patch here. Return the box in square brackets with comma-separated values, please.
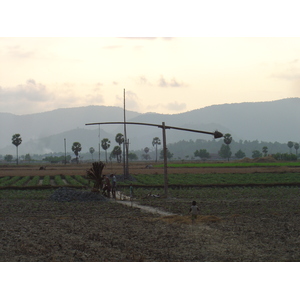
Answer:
[129, 172, 300, 186]
[156, 162, 300, 168]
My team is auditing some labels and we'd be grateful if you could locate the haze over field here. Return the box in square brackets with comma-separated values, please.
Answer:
[0, 98, 299, 155]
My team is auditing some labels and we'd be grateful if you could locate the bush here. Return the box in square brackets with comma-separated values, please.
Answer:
[272, 153, 298, 161]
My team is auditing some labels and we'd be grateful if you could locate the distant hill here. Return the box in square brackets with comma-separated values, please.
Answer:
[1, 98, 299, 155]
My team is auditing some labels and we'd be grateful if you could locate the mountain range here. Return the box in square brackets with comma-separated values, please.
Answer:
[1, 98, 299, 155]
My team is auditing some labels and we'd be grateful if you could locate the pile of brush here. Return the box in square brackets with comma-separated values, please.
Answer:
[86, 161, 106, 191]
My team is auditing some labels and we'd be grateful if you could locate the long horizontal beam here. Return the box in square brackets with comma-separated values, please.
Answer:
[85, 122, 223, 138]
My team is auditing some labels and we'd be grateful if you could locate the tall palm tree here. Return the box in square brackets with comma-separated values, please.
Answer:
[262, 146, 268, 157]
[287, 141, 294, 154]
[222, 133, 232, 161]
[71, 142, 82, 164]
[12, 133, 22, 165]
[115, 133, 124, 163]
[115, 133, 124, 146]
[89, 147, 95, 161]
[112, 145, 122, 163]
[101, 138, 111, 163]
[223, 133, 232, 145]
[152, 137, 161, 162]
[144, 147, 150, 160]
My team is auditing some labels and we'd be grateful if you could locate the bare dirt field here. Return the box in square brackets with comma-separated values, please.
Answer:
[1, 188, 300, 262]
[1, 161, 300, 262]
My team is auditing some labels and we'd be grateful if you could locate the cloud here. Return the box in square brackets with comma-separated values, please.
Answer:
[0, 79, 52, 103]
[93, 82, 103, 92]
[165, 101, 187, 111]
[115, 90, 140, 111]
[137, 75, 151, 85]
[270, 59, 300, 81]
[6, 45, 35, 59]
[271, 69, 300, 81]
[158, 76, 188, 87]
[0, 80, 105, 114]
[85, 94, 104, 105]
[146, 101, 187, 113]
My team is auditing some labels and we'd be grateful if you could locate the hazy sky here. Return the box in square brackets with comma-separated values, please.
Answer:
[1, 2, 300, 116]
[2, 37, 300, 115]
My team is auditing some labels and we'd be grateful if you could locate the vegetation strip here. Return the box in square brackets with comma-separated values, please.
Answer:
[0, 172, 300, 189]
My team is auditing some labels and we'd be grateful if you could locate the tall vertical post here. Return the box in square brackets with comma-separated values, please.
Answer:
[123, 88, 129, 178]
[123, 89, 126, 178]
[98, 125, 101, 162]
[162, 122, 168, 197]
[64, 138, 66, 165]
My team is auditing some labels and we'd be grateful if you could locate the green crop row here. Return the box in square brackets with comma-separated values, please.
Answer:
[64, 175, 83, 186]
[0, 175, 90, 187]
[0, 176, 21, 187]
[0, 176, 10, 185]
[74, 175, 93, 187]
[12, 176, 31, 187]
[27, 176, 40, 186]
[54, 175, 65, 186]
[127, 173, 300, 186]
[1, 172, 299, 188]
[42, 175, 50, 185]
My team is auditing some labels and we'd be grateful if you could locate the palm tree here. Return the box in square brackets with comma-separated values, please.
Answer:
[115, 133, 124, 162]
[262, 146, 268, 157]
[89, 147, 95, 161]
[143, 147, 150, 160]
[223, 133, 232, 145]
[222, 133, 232, 161]
[86, 161, 106, 191]
[71, 142, 82, 164]
[101, 138, 111, 163]
[152, 137, 161, 162]
[112, 146, 122, 163]
[12, 133, 22, 165]
[287, 141, 294, 153]
[115, 133, 124, 146]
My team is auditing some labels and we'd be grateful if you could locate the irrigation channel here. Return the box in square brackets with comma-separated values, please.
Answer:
[115, 191, 175, 216]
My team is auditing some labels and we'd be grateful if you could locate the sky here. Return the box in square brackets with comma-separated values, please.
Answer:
[2, 36, 300, 116]
[1, 1, 300, 116]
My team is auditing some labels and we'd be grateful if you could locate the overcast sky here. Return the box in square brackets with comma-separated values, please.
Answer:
[1, 2, 300, 116]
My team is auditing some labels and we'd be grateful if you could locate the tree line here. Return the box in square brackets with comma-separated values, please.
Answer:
[3, 132, 300, 163]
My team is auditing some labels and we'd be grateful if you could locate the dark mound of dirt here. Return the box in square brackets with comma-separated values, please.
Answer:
[48, 187, 108, 202]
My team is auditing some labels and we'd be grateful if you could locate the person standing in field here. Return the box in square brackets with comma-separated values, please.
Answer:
[129, 185, 133, 200]
[110, 174, 117, 199]
[189, 201, 200, 224]
[102, 175, 111, 198]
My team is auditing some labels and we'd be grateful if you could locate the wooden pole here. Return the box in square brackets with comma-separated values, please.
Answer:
[64, 138, 66, 164]
[162, 122, 168, 197]
[123, 88, 129, 178]
[123, 89, 126, 178]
